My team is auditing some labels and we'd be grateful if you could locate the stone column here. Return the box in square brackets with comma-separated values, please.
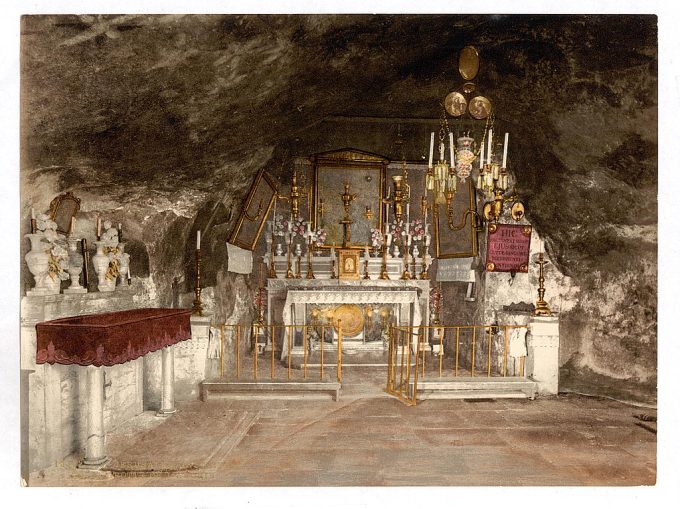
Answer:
[157, 346, 176, 416]
[526, 316, 560, 395]
[79, 365, 108, 468]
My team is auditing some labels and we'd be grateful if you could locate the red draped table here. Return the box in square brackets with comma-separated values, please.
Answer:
[36, 308, 192, 468]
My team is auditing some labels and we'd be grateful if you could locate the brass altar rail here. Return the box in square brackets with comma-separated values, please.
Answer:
[215, 322, 344, 383]
[385, 324, 528, 405]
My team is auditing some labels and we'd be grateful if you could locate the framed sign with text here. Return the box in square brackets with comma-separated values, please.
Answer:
[485, 223, 532, 272]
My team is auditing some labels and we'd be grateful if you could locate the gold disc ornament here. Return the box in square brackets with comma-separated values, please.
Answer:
[468, 96, 492, 120]
[458, 46, 480, 80]
[444, 91, 467, 117]
[511, 201, 526, 222]
[331, 304, 365, 336]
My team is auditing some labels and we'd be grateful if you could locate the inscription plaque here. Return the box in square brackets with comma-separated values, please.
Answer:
[485, 224, 532, 273]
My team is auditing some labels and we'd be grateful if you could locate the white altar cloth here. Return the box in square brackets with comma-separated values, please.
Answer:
[280, 288, 422, 360]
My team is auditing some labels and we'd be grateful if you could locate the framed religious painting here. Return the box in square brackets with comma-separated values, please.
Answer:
[433, 179, 479, 258]
[311, 149, 388, 249]
[338, 248, 361, 280]
[228, 169, 278, 251]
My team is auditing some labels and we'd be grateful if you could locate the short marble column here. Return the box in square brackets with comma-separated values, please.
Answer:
[79, 365, 109, 468]
[156, 346, 176, 416]
[526, 316, 560, 395]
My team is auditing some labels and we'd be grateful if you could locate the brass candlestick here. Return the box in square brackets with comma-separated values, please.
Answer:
[30, 218, 37, 234]
[330, 258, 336, 279]
[295, 254, 302, 279]
[285, 235, 294, 279]
[411, 251, 417, 277]
[268, 238, 278, 278]
[419, 254, 429, 280]
[81, 238, 90, 288]
[192, 248, 203, 316]
[379, 233, 390, 280]
[535, 251, 552, 316]
[305, 238, 315, 279]
[400, 241, 411, 280]
[363, 257, 370, 280]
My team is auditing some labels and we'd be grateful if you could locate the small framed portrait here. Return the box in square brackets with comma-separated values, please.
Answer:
[338, 248, 361, 280]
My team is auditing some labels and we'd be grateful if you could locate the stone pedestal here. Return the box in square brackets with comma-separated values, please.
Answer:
[79, 366, 109, 469]
[526, 315, 560, 395]
[156, 346, 177, 416]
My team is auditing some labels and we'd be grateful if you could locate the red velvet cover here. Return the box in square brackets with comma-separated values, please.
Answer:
[36, 308, 193, 367]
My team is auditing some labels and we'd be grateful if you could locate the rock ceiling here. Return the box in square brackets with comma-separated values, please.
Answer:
[20, 14, 658, 398]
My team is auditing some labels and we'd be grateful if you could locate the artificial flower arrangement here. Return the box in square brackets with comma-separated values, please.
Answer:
[429, 286, 443, 315]
[389, 219, 406, 238]
[313, 228, 327, 247]
[370, 228, 384, 248]
[272, 214, 309, 239]
[409, 219, 425, 241]
[36, 214, 70, 282]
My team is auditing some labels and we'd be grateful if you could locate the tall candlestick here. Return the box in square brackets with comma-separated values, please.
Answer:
[31, 208, 35, 220]
[428, 132, 434, 168]
[449, 132, 455, 166]
[273, 194, 277, 224]
[502, 132, 509, 168]
[385, 200, 389, 233]
[196, 230, 201, 250]
[479, 143, 485, 169]
[487, 129, 493, 165]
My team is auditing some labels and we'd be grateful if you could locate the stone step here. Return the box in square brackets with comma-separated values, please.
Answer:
[200, 379, 342, 401]
[408, 377, 538, 400]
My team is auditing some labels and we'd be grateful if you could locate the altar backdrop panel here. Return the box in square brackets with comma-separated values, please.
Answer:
[312, 150, 388, 248]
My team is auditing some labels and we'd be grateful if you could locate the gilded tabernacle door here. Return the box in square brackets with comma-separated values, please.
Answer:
[311, 149, 388, 248]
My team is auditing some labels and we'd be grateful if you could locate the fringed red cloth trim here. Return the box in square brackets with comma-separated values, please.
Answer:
[35, 308, 193, 367]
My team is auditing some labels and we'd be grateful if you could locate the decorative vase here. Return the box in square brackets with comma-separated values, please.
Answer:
[294, 243, 302, 257]
[92, 240, 115, 292]
[275, 243, 283, 256]
[64, 237, 86, 293]
[392, 243, 400, 258]
[25, 233, 50, 296]
[116, 242, 130, 285]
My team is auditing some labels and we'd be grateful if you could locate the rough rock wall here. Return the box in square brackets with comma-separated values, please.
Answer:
[20, 15, 657, 402]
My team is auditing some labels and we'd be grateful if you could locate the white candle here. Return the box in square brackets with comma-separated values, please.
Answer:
[384, 201, 389, 233]
[386, 233, 392, 246]
[31, 207, 35, 220]
[330, 246, 336, 260]
[479, 143, 485, 169]
[196, 230, 201, 250]
[428, 132, 434, 168]
[407, 234, 412, 246]
[487, 128, 493, 165]
[425, 234, 431, 247]
[273, 195, 277, 224]
[502, 132, 509, 168]
[96, 217, 101, 238]
[364, 245, 370, 259]
[71, 217, 76, 232]
[406, 203, 410, 225]
[449, 132, 455, 167]
[127, 266, 131, 279]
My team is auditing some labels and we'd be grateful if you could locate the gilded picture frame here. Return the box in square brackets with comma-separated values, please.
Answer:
[228, 169, 278, 251]
[338, 248, 361, 280]
[433, 179, 479, 258]
[49, 191, 81, 235]
[311, 149, 388, 248]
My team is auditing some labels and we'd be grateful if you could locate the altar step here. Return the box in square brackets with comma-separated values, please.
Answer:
[200, 379, 342, 401]
[408, 377, 538, 400]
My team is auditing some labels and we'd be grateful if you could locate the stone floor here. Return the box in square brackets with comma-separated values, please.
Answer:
[28, 367, 657, 487]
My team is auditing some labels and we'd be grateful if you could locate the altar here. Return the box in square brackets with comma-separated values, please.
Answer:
[267, 276, 430, 359]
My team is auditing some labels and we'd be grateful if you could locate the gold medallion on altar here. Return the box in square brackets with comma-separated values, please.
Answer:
[331, 304, 365, 336]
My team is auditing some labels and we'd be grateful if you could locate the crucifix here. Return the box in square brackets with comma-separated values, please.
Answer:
[339, 181, 357, 247]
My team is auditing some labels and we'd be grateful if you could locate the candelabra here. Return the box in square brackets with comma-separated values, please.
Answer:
[363, 257, 370, 280]
[419, 253, 429, 280]
[268, 236, 278, 278]
[535, 250, 552, 316]
[192, 248, 203, 316]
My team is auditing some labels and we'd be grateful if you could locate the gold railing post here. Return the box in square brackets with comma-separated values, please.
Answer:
[487, 326, 492, 378]
[399, 329, 405, 392]
[420, 328, 425, 379]
[454, 327, 460, 377]
[271, 324, 276, 380]
[320, 325, 324, 380]
[471, 326, 476, 377]
[439, 327, 444, 378]
[253, 324, 258, 381]
[337, 320, 343, 383]
[411, 328, 421, 405]
[220, 324, 225, 379]
[405, 329, 412, 392]
[503, 326, 509, 377]
[386, 324, 394, 391]
[303, 326, 308, 380]
[235, 325, 241, 379]
[287, 326, 292, 381]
